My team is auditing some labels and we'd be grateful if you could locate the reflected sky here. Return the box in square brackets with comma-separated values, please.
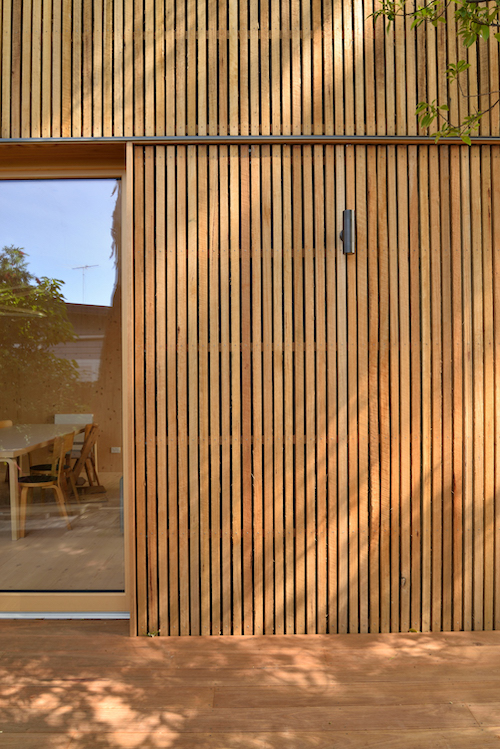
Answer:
[0, 179, 118, 307]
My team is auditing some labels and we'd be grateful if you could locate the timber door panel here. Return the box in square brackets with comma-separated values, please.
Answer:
[131, 144, 354, 635]
[130, 144, 500, 636]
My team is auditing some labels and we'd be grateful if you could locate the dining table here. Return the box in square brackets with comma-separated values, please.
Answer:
[0, 423, 84, 541]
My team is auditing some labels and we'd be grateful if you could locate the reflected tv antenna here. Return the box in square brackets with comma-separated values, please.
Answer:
[72, 264, 98, 304]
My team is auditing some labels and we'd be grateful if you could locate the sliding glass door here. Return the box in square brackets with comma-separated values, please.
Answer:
[0, 179, 126, 612]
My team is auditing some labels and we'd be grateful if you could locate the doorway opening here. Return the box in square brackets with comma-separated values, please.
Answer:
[0, 177, 128, 616]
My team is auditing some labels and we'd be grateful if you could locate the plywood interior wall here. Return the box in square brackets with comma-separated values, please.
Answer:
[1, 0, 499, 138]
[86, 296, 123, 472]
[131, 143, 500, 635]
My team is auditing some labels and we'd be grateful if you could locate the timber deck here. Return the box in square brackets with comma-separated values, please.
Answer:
[1, 622, 500, 747]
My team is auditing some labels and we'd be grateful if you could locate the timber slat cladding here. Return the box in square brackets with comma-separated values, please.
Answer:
[2, 0, 500, 138]
[131, 143, 500, 635]
[3, 0, 500, 638]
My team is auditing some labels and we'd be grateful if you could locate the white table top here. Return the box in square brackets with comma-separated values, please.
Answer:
[0, 424, 83, 458]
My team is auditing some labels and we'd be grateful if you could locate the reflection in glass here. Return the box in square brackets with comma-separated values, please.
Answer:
[0, 179, 124, 592]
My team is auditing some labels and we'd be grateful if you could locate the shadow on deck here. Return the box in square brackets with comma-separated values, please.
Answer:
[1, 620, 500, 747]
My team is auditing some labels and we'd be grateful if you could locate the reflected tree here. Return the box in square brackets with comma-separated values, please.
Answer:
[0, 245, 80, 422]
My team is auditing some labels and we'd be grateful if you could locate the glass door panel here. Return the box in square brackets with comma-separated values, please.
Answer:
[0, 179, 124, 594]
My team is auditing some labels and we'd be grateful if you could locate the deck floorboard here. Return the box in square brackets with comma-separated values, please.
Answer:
[1, 622, 500, 748]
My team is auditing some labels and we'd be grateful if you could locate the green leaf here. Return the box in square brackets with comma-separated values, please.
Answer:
[462, 134, 472, 145]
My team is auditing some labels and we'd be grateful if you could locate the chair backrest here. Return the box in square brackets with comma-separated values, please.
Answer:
[0, 420, 13, 429]
[50, 437, 65, 478]
[48, 433, 75, 481]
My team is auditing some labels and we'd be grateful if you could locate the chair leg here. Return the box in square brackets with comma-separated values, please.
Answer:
[84, 459, 93, 486]
[85, 456, 102, 487]
[60, 471, 69, 495]
[62, 464, 79, 503]
[89, 454, 102, 486]
[52, 485, 72, 530]
[69, 473, 80, 503]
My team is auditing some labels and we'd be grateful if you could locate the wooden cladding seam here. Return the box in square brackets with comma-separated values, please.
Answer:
[1, 0, 499, 139]
[132, 143, 500, 636]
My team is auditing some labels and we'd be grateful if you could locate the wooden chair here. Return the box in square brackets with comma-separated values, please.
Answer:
[71, 424, 102, 488]
[18, 434, 73, 538]
[55, 413, 94, 468]
[30, 432, 80, 503]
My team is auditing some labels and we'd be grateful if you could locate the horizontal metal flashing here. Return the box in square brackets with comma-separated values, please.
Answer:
[1, 134, 500, 146]
[0, 612, 130, 619]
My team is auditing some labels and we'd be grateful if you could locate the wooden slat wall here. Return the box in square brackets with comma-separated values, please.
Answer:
[3, 0, 500, 636]
[2, 0, 500, 138]
[132, 143, 500, 635]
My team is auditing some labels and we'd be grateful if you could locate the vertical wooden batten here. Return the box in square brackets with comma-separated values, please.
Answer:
[124, 141, 137, 635]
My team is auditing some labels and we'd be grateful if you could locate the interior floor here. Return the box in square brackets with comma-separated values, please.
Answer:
[0, 471, 124, 591]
